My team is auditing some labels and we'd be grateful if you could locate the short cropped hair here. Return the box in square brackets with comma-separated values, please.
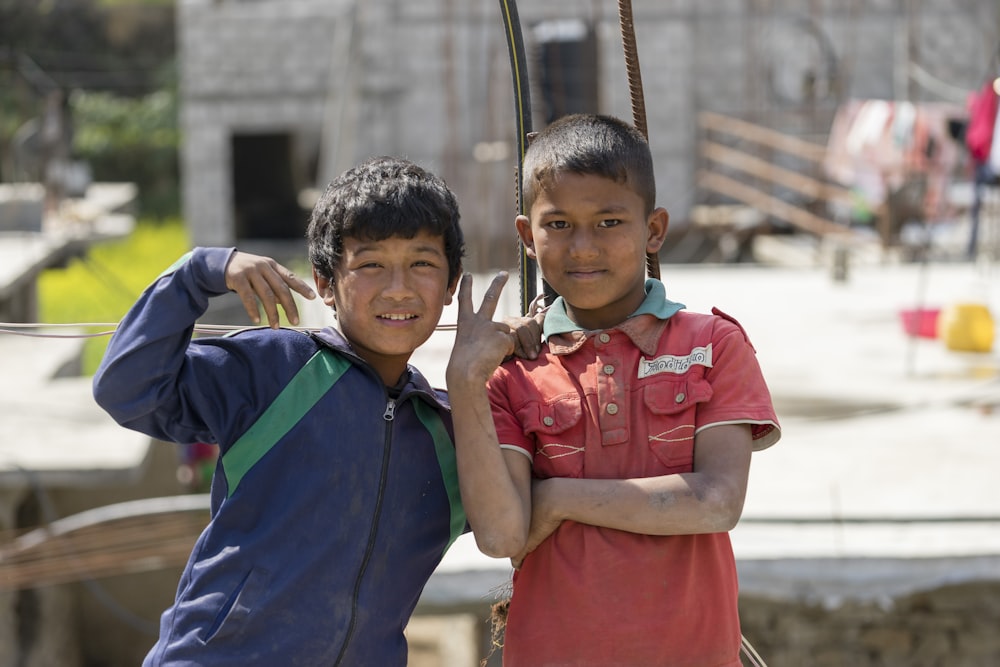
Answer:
[307, 156, 465, 285]
[522, 114, 656, 214]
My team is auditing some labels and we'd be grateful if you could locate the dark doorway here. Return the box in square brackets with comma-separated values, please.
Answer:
[533, 19, 599, 124]
[231, 133, 309, 240]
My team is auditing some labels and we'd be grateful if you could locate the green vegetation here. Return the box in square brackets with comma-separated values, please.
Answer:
[1, 1, 179, 216]
[72, 87, 180, 218]
[38, 218, 190, 374]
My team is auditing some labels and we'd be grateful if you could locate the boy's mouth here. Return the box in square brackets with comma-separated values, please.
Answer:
[378, 313, 418, 321]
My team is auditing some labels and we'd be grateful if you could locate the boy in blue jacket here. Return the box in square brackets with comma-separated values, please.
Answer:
[93, 155, 533, 666]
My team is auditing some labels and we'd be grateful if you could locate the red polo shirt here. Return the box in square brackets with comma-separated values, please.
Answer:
[488, 284, 779, 667]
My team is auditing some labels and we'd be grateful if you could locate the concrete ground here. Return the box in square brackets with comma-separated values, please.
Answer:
[4, 239, 998, 614]
[390, 253, 1000, 610]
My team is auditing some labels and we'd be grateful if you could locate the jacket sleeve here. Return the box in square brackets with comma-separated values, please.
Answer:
[92, 246, 236, 445]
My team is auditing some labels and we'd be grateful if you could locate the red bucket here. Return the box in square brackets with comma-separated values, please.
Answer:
[899, 308, 940, 339]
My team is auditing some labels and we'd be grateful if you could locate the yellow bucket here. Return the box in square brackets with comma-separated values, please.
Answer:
[937, 303, 995, 353]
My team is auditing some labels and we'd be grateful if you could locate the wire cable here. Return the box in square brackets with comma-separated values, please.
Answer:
[0, 321, 459, 339]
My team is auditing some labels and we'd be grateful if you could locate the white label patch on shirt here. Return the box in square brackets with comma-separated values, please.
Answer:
[637, 344, 713, 378]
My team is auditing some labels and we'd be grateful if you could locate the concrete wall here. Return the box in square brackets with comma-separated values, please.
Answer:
[739, 582, 1000, 667]
[404, 581, 1000, 667]
[178, 0, 998, 270]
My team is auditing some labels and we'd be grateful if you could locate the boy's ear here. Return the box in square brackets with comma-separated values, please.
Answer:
[645, 207, 670, 254]
[514, 215, 536, 259]
[445, 267, 461, 306]
[312, 268, 338, 308]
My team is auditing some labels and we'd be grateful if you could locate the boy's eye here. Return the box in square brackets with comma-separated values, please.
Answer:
[598, 218, 622, 228]
[545, 220, 569, 230]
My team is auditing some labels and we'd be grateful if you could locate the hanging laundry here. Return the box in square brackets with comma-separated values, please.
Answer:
[824, 99, 963, 228]
[965, 79, 998, 165]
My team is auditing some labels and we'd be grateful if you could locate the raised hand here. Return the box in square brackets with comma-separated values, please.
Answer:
[224, 251, 317, 328]
[447, 272, 517, 386]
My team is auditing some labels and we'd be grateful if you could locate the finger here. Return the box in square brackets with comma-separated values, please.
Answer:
[284, 269, 317, 301]
[500, 326, 516, 358]
[476, 271, 509, 320]
[512, 319, 541, 360]
[276, 284, 300, 326]
[229, 274, 262, 325]
[527, 293, 546, 317]
[262, 266, 303, 326]
[248, 273, 282, 329]
[455, 273, 474, 319]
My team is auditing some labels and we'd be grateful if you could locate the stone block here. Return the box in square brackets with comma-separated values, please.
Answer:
[0, 184, 44, 232]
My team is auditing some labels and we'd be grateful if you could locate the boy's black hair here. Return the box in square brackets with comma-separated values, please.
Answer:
[307, 155, 465, 284]
[522, 114, 656, 214]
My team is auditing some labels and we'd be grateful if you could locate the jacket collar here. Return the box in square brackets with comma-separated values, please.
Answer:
[309, 327, 449, 410]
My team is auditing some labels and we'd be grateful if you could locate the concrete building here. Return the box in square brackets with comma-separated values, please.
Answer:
[177, 0, 1000, 270]
[1, 2, 997, 666]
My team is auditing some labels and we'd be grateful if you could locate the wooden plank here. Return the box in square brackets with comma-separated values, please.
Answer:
[698, 111, 828, 163]
[701, 140, 855, 208]
[697, 170, 853, 238]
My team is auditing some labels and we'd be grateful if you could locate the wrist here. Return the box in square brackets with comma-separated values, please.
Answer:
[534, 477, 568, 522]
[445, 368, 490, 391]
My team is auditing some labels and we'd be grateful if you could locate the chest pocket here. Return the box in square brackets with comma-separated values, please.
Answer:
[516, 396, 584, 479]
[643, 378, 712, 473]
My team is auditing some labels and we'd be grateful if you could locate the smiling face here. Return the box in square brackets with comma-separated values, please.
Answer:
[314, 230, 458, 386]
[517, 171, 668, 331]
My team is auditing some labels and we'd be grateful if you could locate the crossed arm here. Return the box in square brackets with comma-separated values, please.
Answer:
[446, 272, 754, 564]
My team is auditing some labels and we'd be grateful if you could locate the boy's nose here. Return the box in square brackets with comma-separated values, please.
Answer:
[568, 228, 599, 258]
[383, 267, 414, 298]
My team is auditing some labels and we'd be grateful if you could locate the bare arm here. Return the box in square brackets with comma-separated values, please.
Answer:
[446, 273, 534, 558]
[514, 423, 752, 565]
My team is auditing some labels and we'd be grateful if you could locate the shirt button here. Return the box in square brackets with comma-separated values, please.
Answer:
[675, 393, 686, 403]
[543, 416, 554, 426]
[606, 403, 619, 415]
[603, 365, 614, 375]
[599, 333, 611, 344]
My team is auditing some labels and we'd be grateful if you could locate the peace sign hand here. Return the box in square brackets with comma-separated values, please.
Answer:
[446, 272, 516, 387]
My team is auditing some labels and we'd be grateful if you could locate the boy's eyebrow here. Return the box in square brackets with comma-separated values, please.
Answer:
[537, 202, 632, 217]
[351, 241, 446, 256]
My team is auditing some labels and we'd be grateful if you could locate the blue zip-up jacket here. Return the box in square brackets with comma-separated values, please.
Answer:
[92, 247, 466, 666]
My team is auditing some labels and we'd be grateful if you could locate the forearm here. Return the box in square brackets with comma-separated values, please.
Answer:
[448, 377, 531, 558]
[537, 472, 745, 536]
[536, 424, 753, 537]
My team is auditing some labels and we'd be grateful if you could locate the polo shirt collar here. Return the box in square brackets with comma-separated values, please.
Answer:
[542, 279, 686, 356]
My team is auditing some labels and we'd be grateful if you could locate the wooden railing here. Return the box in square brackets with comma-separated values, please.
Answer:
[696, 111, 857, 239]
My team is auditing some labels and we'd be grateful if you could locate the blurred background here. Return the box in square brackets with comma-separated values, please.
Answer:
[1, 1, 999, 665]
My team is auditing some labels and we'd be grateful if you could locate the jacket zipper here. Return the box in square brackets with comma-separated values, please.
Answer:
[333, 397, 396, 666]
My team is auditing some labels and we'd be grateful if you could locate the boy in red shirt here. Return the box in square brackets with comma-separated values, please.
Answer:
[448, 114, 781, 666]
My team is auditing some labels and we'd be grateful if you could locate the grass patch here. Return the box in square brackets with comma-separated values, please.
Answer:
[38, 218, 191, 375]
